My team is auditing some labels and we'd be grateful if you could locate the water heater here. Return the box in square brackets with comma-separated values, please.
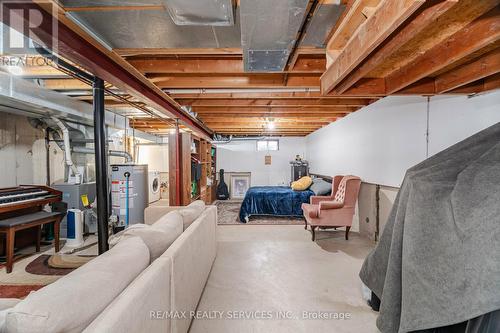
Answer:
[111, 164, 148, 227]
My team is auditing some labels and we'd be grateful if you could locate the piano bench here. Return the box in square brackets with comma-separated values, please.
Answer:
[0, 211, 64, 273]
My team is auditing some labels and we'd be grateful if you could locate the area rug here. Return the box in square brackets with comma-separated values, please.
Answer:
[216, 201, 304, 225]
[48, 254, 95, 269]
[25, 255, 77, 276]
[0, 284, 44, 299]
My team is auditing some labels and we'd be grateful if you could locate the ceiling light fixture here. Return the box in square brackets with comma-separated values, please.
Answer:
[266, 118, 276, 130]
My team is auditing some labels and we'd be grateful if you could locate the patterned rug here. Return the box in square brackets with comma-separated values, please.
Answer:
[0, 284, 44, 299]
[24, 254, 95, 276]
[216, 201, 304, 225]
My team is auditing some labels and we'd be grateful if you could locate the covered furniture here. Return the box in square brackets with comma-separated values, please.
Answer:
[302, 175, 361, 241]
[238, 186, 314, 222]
[360, 122, 500, 333]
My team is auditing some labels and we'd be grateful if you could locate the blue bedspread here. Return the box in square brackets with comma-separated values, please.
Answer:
[238, 186, 314, 222]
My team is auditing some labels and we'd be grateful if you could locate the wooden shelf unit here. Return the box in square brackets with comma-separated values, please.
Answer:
[169, 131, 216, 206]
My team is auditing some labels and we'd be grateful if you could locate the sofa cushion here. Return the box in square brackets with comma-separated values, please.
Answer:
[83, 257, 171, 333]
[109, 225, 175, 262]
[178, 200, 205, 230]
[160, 206, 217, 333]
[4, 237, 149, 333]
[152, 210, 184, 236]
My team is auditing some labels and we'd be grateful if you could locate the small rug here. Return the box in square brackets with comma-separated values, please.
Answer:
[0, 284, 44, 299]
[216, 201, 304, 225]
[48, 254, 95, 269]
[25, 255, 76, 276]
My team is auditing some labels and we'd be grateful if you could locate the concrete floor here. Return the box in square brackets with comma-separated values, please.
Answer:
[190, 225, 379, 333]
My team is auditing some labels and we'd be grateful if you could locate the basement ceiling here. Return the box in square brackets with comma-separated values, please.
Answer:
[3, 0, 497, 137]
[59, 0, 341, 49]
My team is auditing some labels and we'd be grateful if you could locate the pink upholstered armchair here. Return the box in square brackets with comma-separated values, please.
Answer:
[302, 175, 361, 241]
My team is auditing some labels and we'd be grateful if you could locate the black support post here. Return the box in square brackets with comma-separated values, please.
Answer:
[93, 77, 109, 254]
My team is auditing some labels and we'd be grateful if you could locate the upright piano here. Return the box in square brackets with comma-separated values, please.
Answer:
[0, 185, 64, 273]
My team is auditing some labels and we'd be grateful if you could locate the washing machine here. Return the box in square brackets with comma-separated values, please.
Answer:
[148, 171, 161, 203]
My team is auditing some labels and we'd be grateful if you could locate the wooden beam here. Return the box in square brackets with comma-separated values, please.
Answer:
[193, 107, 359, 113]
[435, 48, 500, 93]
[326, 0, 382, 53]
[333, 0, 459, 94]
[385, 7, 500, 94]
[327, 78, 386, 96]
[176, 98, 370, 107]
[127, 56, 326, 74]
[196, 112, 349, 118]
[369, 0, 499, 78]
[168, 92, 370, 99]
[152, 74, 320, 88]
[483, 73, 500, 92]
[322, 0, 426, 94]
[117, 47, 324, 58]
[201, 115, 342, 123]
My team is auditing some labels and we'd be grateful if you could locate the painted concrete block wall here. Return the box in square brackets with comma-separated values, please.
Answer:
[306, 91, 500, 239]
[306, 91, 500, 187]
[0, 114, 46, 187]
[216, 137, 307, 186]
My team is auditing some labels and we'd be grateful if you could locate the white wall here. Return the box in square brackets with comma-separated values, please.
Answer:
[0, 114, 47, 187]
[306, 91, 500, 187]
[136, 144, 169, 172]
[216, 137, 306, 186]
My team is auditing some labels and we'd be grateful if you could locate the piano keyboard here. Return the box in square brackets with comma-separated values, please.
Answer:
[0, 190, 49, 205]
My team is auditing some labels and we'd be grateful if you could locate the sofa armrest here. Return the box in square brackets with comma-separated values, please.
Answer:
[144, 206, 182, 225]
[310, 196, 333, 205]
[319, 201, 343, 211]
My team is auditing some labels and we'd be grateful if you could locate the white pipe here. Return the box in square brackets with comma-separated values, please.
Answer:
[72, 146, 133, 163]
[51, 117, 81, 184]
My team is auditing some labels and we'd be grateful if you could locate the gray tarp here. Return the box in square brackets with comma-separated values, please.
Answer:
[359, 122, 500, 333]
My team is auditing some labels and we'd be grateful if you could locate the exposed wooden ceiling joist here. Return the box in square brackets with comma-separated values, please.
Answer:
[151, 74, 321, 89]
[127, 56, 326, 74]
[322, 0, 426, 94]
[385, 7, 500, 94]
[435, 48, 500, 93]
[176, 98, 371, 106]
[322, 0, 500, 100]
[331, 0, 459, 94]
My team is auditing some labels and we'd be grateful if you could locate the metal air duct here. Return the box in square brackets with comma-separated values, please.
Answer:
[240, 0, 309, 72]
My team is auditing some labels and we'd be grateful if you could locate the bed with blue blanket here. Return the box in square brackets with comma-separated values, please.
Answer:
[238, 186, 314, 222]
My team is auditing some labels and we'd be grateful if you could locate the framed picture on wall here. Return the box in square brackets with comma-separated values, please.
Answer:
[230, 173, 251, 199]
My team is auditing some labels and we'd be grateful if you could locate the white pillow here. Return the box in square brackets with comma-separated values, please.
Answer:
[5, 237, 149, 333]
[179, 200, 205, 230]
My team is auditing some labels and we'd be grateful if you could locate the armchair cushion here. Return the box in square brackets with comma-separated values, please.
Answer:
[301, 203, 318, 219]
[310, 195, 333, 205]
[319, 201, 343, 211]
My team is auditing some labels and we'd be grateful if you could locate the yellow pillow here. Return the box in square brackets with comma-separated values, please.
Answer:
[291, 176, 313, 191]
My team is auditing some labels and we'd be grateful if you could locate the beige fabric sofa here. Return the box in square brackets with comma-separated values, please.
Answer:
[0, 201, 217, 333]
